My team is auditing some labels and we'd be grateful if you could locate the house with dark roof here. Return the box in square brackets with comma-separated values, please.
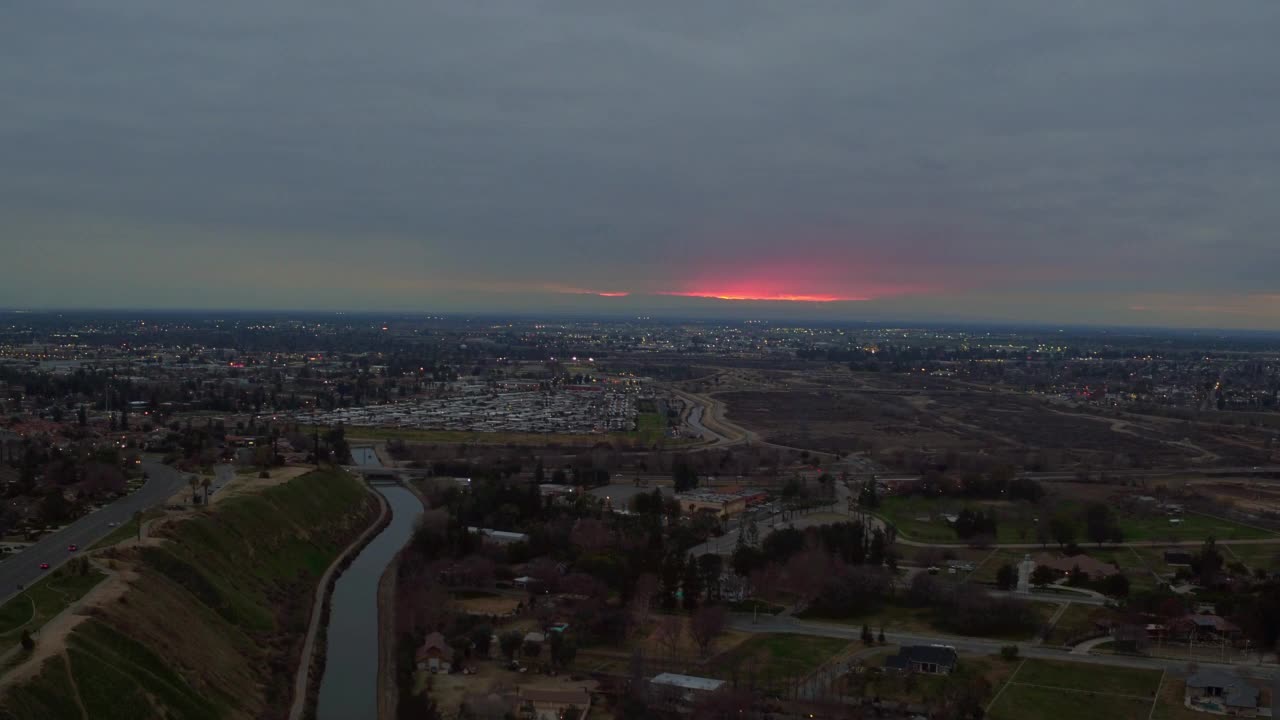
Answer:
[884, 645, 958, 675]
[1184, 668, 1260, 717]
[1172, 614, 1242, 642]
[1033, 552, 1119, 579]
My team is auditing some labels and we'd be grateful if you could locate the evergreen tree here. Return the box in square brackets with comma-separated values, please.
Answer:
[681, 553, 703, 609]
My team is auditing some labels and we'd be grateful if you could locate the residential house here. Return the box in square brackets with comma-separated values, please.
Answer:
[1184, 668, 1260, 717]
[885, 645, 958, 675]
[1034, 553, 1120, 579]
[415, 632, 453, 673]
[649, 673, 726, 712]
[1172, 615, 1242, 643]
[469, 527, 530, 545]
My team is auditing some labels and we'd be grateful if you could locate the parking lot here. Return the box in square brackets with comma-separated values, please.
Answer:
[293, 388, 641, 434]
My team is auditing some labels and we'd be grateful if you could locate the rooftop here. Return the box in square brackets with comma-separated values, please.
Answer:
[650, 673, 726, 692]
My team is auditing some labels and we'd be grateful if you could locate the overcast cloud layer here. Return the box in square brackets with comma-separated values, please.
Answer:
[3, 2, 1279, 327]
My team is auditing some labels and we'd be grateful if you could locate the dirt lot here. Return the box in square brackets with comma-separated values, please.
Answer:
[420, 660, 599, 716]
[716, 371, 1275, 471]
[453, 593, 521, 616]
[1188, 480, 1280, 514]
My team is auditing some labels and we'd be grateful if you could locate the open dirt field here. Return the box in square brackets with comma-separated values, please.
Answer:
[715, 371, 1276, 470]
[453, 593, 522, 616]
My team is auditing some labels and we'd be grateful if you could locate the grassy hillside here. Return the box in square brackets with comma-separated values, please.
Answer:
[0, 468, 378, 720]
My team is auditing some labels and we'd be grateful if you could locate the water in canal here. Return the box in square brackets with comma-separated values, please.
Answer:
[316, 460, 422, 719]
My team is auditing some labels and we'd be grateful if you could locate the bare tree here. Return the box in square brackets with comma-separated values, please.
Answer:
[629, 573, 660, 632]
[690, 605, 727, 657]
[654, 615, 684, 661]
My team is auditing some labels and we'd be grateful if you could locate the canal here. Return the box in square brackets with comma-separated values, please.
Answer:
[316, 450, 422, 720]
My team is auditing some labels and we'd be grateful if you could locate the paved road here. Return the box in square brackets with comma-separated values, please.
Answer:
[729, 614, 1280, 681]
[208, 464, 234, 497]
[0, 460, 190, 605]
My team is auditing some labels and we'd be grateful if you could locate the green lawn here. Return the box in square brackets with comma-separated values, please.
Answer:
[878, 496, 1274, 545]
[989, 682, 1154, 720]
[970, 549, 1026, 583]
[714, 634, 850, 690]
[66, 619, 224, 720]
[89, 509, 162, 550]
[1221, 543, 1280, 571]
[0, 656, 85, 720]
[1013, 658, 1162, 697]
[0, 566, 106, 639]
[801, 599, 1056, 642]
[1118, 512, 1276, 542]
[1044, 603, 1112, 646]
[634, 412, 667, 445]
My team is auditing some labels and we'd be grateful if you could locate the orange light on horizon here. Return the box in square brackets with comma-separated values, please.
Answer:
[660, 291, 860, 302]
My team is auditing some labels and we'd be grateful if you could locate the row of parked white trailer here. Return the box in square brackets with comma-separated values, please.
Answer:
[293, 388, 641, 434]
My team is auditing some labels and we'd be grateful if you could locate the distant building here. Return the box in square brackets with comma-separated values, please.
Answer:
[673, 489, 767, 517]
[885, 645, 958, 675]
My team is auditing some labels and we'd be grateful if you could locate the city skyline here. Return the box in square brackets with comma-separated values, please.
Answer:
[4, 2, 1280, 328]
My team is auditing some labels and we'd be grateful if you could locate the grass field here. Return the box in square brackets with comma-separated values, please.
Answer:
[1013, 659, 1161, 697]
[801, 599, 1056, 642]
[1221, 543, 1280, 571]
[878, 496, 1274, 545]
[88, 509, 163, 550]
[989, 682, 1154, 720]
[1044, 603, 1111, 646]
[0, 565, 106, 639]
[988, 659, 1162, 720]
[714, 634, 850, 690]
[0, 468, 379, 720]
[634, 412, 667, 445]
[1119, 512, 1276, 542]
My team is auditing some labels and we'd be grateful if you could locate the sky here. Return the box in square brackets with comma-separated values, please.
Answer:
[3, 2, 1280, 328]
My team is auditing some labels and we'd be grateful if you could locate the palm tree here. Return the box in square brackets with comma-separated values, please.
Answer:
[200, 476, 212, 504]
[187, 476, 200, 504]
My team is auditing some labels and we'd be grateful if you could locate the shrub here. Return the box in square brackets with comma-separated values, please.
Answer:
[1001, 645, 1019, 661]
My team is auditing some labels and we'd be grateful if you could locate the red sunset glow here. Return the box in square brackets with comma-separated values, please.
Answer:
[661, 290, 859, 302]
[659, 261, 933, 303]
